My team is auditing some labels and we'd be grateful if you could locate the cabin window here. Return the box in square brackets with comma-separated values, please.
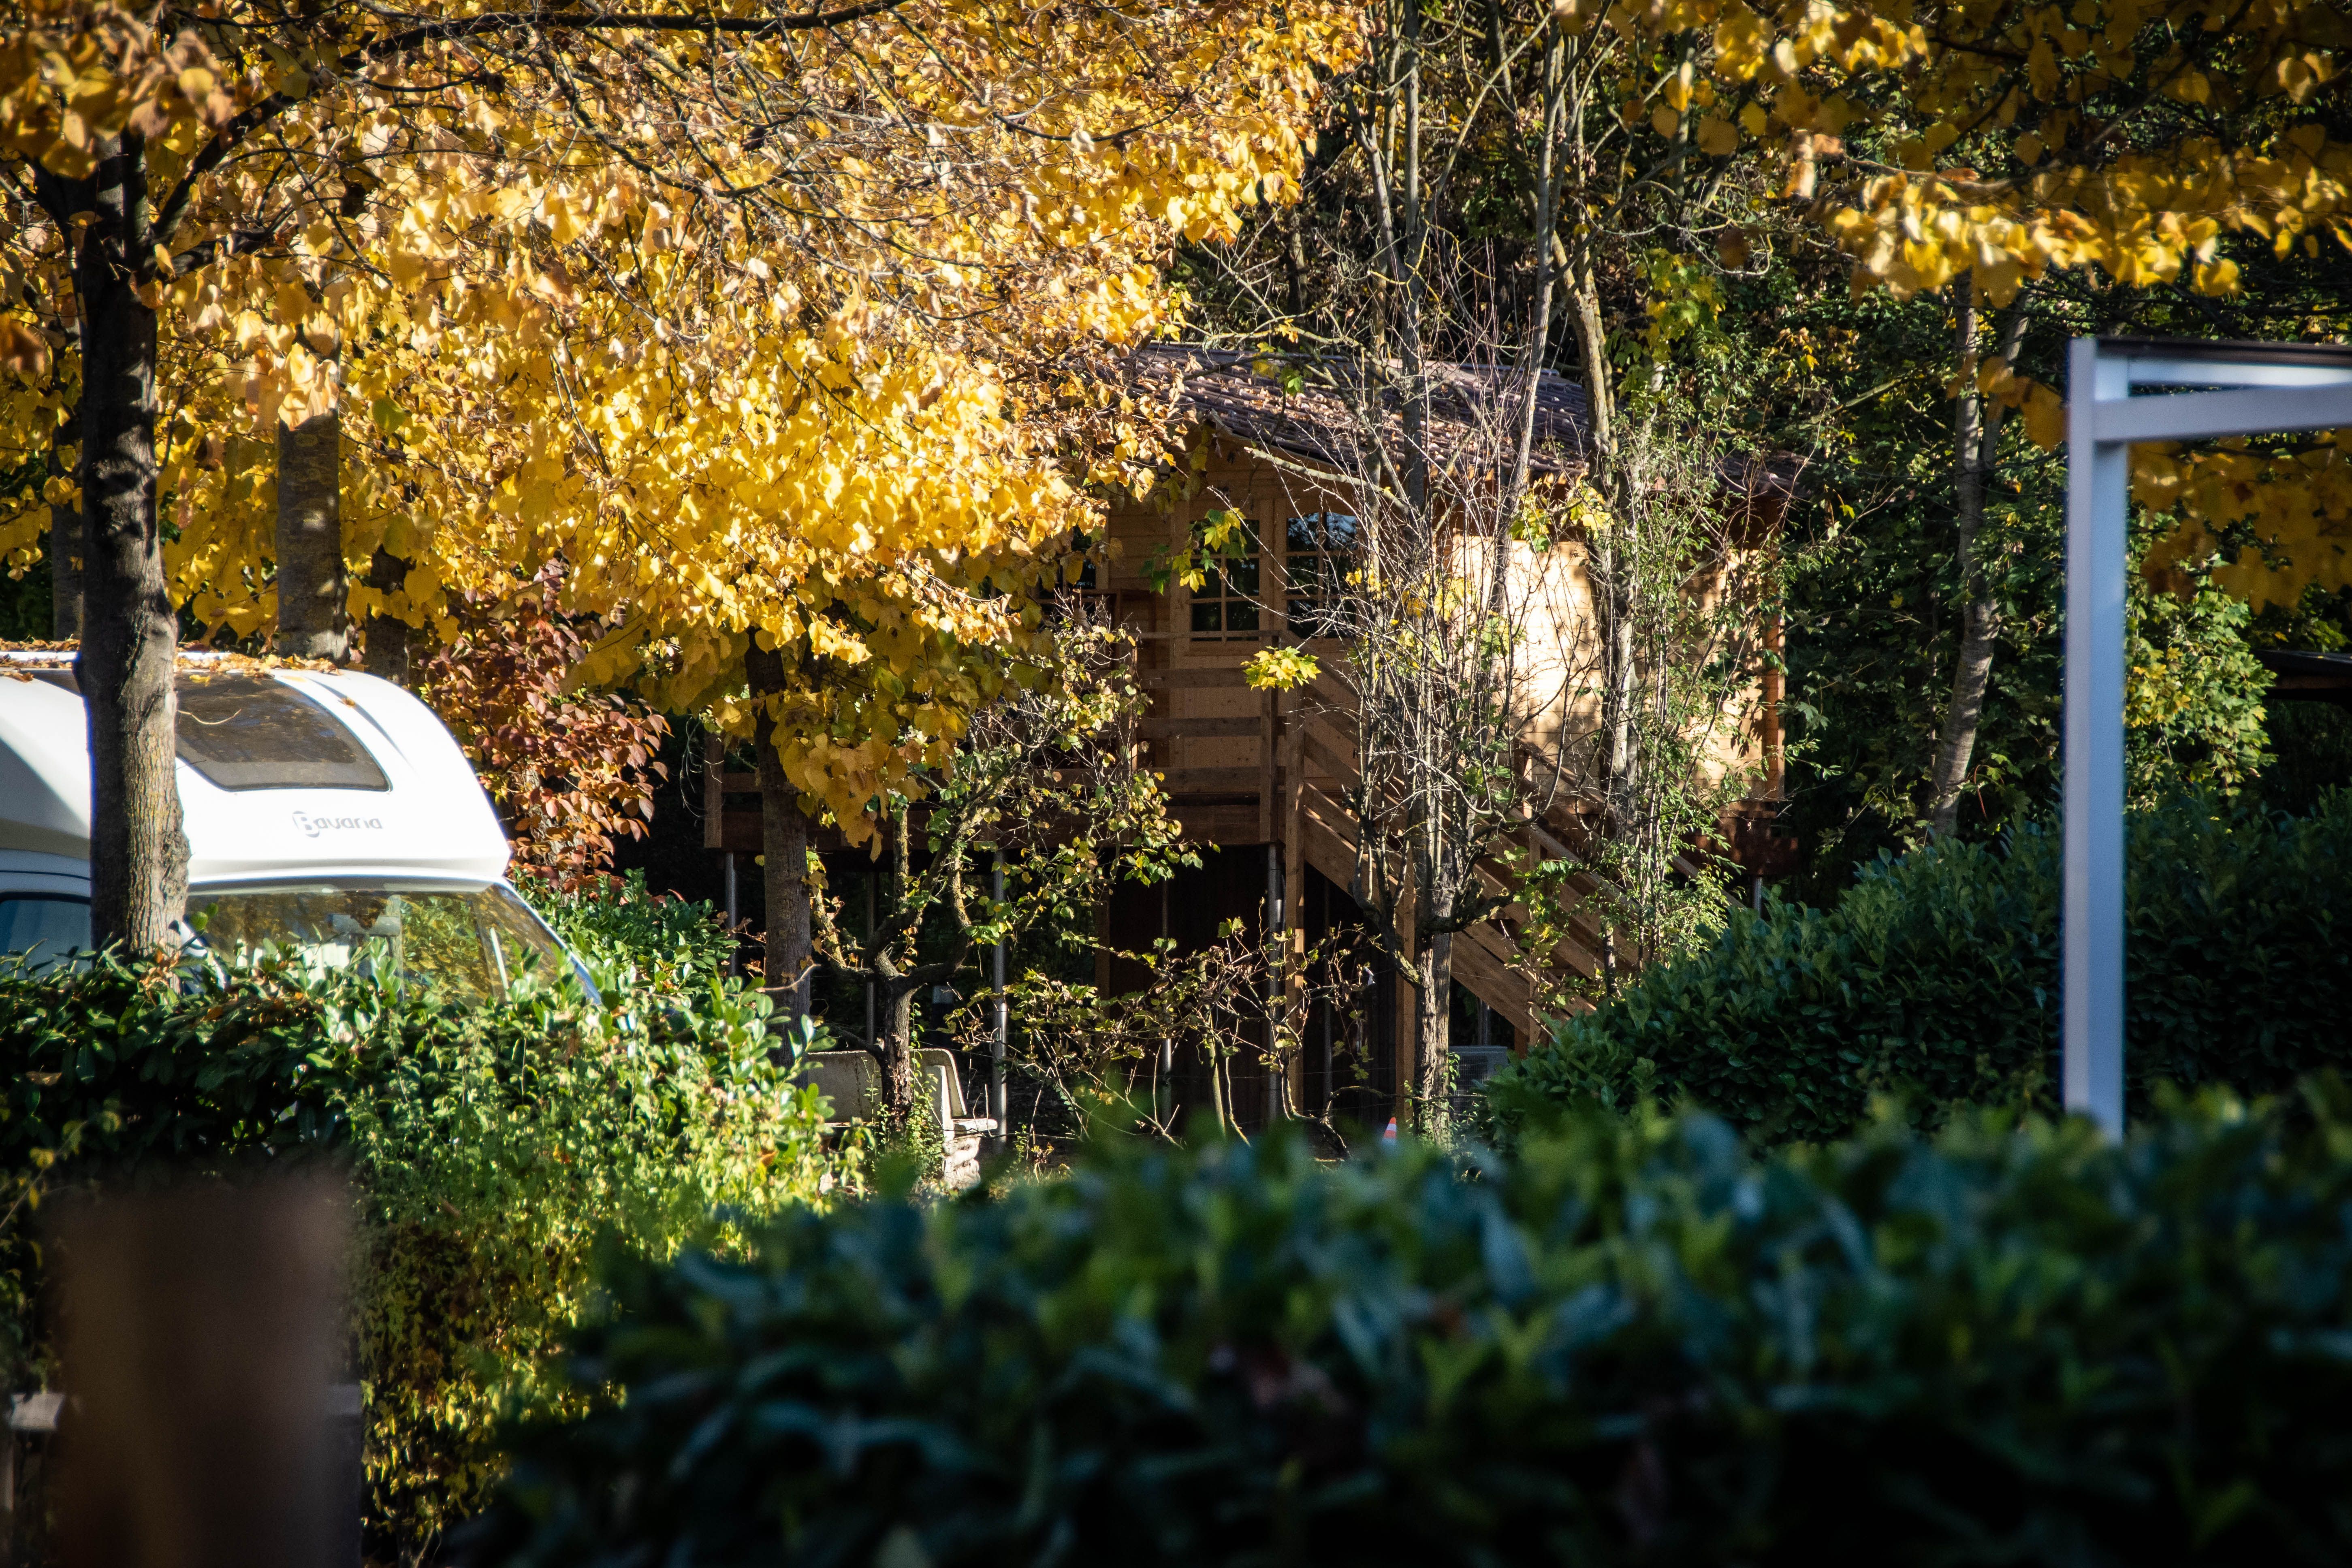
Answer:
[1285, 512, 1360, 638]
[1045, 553, 1116, 627]
[1187, 527, 1261, 639]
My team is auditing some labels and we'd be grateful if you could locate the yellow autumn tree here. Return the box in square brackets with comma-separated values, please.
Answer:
[1735, 0, 2348, 827]
[0, 2, 1357, 954]
[1512, 0, 2344, 830]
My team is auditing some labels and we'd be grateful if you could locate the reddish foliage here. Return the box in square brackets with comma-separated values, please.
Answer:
[416, 565, 670, 888]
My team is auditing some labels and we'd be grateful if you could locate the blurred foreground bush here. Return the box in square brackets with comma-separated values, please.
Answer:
[1487, 791, 2352, 1145]
[0, 890, 849, 1563]
[474, 1087, 2352, 1567]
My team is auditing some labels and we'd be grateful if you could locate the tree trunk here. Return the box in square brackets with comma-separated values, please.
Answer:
[1398, 2, 1429, 514]
[361, 548, 410, 685]
[274, 410, 346, 661]
[744, 646, 811, 1024]
[1566, 258, 1639, 992]
[878, 981, 919, 1127]
[1501, 26, 1570, 523]
[1926, 294, 2028, 837]
[71, 135, 187, 952]
[756, 749, 811, 1022]
[1413, 925, 1454, 1136]
[1595, 559, 1638, 994]
[1361, 4, 1430, 513]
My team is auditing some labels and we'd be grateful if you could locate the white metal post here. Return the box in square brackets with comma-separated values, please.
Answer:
[2062, 337, 2352, 1138]
[2064, 339, 2132, 1137]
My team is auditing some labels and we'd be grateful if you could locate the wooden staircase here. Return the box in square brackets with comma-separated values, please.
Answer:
[1280, 671, 1606, 1041]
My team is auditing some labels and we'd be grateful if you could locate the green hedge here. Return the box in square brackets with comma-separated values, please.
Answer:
[0, 928, 850, 1562]
[520, 868, 742, 994]
[1485, 791, 2352, 1145]
[472, 1088, 2352, 1566]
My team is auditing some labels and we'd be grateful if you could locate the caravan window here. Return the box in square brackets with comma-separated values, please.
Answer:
[31, 669, 392, 791]
[175, 676, 391, 792]
[0, 895, 89, 973]
[189, 884, 583, 1000]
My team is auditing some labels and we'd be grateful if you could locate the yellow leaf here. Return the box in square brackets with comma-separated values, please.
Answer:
[2192, 258, 2241, 296]
[2022, 384, 2067, 452]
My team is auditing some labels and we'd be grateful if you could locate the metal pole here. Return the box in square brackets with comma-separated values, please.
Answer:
[723, 852, 738, 977]
[2058, 337, 2352, 1138]
[1158, 880, 1174, 1126]
[1319, 874, 1333, 1114]
[991, 857, 1007, 1133]
[2064, 337, 2131, 1138]
[1266, 843, 1283, 1124]
[1321, 993, 1334, 1115]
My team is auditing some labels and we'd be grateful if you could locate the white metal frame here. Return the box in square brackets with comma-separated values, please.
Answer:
[2065, 337, 2352, 1135]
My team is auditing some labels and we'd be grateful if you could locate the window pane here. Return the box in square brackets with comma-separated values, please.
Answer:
[175, 676, 389, 792]
[1228, 557, 1260, 595]
[1226, 601, 1261, 633]
[1286, 515, 1319, 552]
[384, 895, 500, 1000]
[474, 885, 569, 987]
[1322, 513, 1361, 549]
[0, 896, 90, 973]
[1191, 600, 1223, 633]
[34, 670, 390, 792]
[191, 887, 498, 1000]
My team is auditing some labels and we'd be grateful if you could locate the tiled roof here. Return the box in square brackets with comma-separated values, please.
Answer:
[1123, 343, 1801, 504]
[1124, 343, 1593, 477]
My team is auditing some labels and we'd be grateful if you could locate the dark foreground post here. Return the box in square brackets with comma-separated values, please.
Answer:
[54, 1175, 352, 1568]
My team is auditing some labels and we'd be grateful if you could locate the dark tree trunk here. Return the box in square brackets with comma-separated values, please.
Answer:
[879, 981, 919, 1126]
[1927, 296, 2029, 838]
[70, 134, 187, 951]
[744, 645, 811, 1023]
[1413, 922, 1454, 1135]
[361, 549, 410, 685]
[274, 409, 346, 661]
[1567, 257, 1639, 995]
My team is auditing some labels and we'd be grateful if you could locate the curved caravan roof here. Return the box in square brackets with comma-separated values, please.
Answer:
[0, 652, 508, 885]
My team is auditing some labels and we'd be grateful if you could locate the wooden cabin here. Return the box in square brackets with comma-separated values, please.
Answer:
[1085, 347, 1795, 1131]
[712, 346, 1797, 1135]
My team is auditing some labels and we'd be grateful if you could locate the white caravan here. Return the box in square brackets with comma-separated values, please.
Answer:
[0, 651, 589, 995]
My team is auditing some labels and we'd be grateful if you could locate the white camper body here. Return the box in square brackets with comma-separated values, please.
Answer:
[0, 652, 586, 994]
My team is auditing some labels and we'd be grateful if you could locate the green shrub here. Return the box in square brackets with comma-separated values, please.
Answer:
[518, 869, 739, 995]
[472, 1088, 2352, 1567]
[2259, 702, 2352, 818]
[0, 950, 852, 1563]
[1485, 791, 2352, 1145]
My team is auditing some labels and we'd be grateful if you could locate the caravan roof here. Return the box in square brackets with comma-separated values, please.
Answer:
[0, 651, 508, 886]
